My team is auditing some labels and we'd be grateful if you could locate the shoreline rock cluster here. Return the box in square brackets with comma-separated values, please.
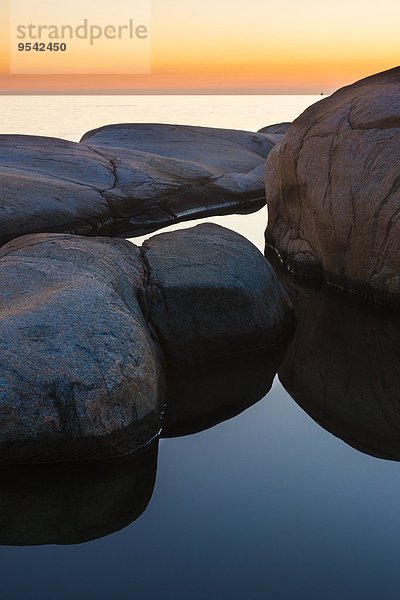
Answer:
[1, 66, 400, 462]
[0, 224, 293, 464]
[1, 65, 400, 543]
[0, 124, 280, 247]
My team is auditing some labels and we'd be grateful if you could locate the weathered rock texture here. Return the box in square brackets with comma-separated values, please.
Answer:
[278, 274, 400, 461]
[141, 224, 294, 364]
[265, 67, 400, 305]
[0, 234, 165, 463]
[0, 124, 278, 247]
[0, 224, 293, 463]
[0, 442, 158, 545]
[81, 124, 276, 235]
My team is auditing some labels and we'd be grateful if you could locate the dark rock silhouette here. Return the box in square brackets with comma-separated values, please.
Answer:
[265, 67, 400, 306]
[0, 442, 158, 545]
[277, 269, 400, 460]
[0, 124, 279, 246]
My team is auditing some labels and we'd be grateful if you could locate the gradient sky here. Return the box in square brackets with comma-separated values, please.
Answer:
[0, 0, 399, 93]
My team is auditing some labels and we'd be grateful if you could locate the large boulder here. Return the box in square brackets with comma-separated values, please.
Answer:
[0, 234, 165, 463]
[81, 124, 276, 235]
[265, 67, 400, 305]
[0, 124, 278, 247]
[141, 224, 294, 364]
[0, 225, 294, 463]
[278, 272, 400, 460]
[0, 135, 114, 245]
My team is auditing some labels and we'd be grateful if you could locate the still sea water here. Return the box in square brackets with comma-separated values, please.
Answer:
[1, 95, 400, 600]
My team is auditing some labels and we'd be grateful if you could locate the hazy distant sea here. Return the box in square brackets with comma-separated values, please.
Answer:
[0, 95, 321, 141]
[0, 94, 321, 249]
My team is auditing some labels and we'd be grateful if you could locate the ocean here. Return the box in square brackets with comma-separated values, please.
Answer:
[1, 95, 400, 600]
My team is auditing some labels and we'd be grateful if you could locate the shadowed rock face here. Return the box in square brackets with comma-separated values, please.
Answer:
[265, 66, 400, 306]
[0, 442, 158, 545]
[0, 224, 293, 464]
[142, 225, 294, 364]
[162, 346, 289, 438]
[277, 272, 400, 460]
[258, 123, 291, 135]
[0, 124, 278, 246]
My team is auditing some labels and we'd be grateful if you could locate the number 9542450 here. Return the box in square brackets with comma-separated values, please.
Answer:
[18, 42, 67, 52]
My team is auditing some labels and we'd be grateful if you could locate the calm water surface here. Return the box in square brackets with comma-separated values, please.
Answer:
[1, 96, 400, 600]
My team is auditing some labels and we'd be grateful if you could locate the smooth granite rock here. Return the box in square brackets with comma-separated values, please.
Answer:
[0, 234, 165, 463]
[258, 122, 291, 135]
[0, 124, 278, 247]
[278, 273, 400, 461]
[0, 225, 294, 463]
[0, 135, 115, 247]
[265, 67, 400, 305]
[142, 224, 294, 364]
[0, 442, 158, 545]
[81, 124, 277, 235]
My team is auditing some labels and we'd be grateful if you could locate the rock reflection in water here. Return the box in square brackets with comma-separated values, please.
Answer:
[277, 273, 400, 460]
[0, 339, 294, 545]
[0, 442, 158, 546]
[162, 346, 288, 438]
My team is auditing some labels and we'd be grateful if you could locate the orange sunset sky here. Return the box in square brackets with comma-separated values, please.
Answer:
[0, 0, 398, 94]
